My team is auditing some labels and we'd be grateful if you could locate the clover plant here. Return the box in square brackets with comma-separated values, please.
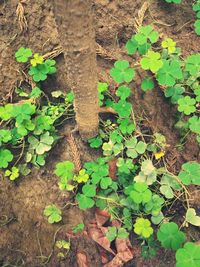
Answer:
[193, 1, 200, 36]
[54, 161, 75, 190]
[76, 184, 96, 210]
[44, 204, 62, 224]
[134, 159, 157, 185]
[5, 167, 19, 181]
[15, 47, 32, 62]
[161, 38, 176, 54]
[106, 226, 129, 241]
[134, 218, 154, 238]
[135, 25, 159, 45]
[141, 236, 158, 259]
[8, 31, 200, 266]
[164, 86, 185, 104]
[176, 242, 200, 267]
[110, 60, 135, 83]
[185, 208, 200, 227]
[129, 182, 152, 204]
[160, 174, 181, 199]
[157, 222, 186, 250]
[125, 137, 147, 159]
[141, 77, 155, 92]
[178, 162, 200, 185]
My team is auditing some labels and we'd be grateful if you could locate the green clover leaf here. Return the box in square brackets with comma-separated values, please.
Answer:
[185, 208, 200, 227]
[54, 161, 75, 180]
[56, 240, 70, 250]
[76, 184, 96, 210]
[141, 77, 154, 92]
[125, 137, 147, 159]
[194, 88, 200, 102]
[36, 132, 54, 154]
[134, 159, 157, 185]
[5, 167, 19, 181]
[30, 87, 42, 98]
[0, 149, 13, 168]
[88, 136, 103, 148]
[125, 35, 151, 55]
[29, 64, 49, 82]
[100, 177, 112, 189]
[189, 116, 200, 135]
[144, 194, 164, 216]
[102, 141, 114, 156]
[116, 86, 131, 100]
[0, 129, 12, 144]
[44, 59, 57, 74]
[33, 115, 53, 135]
[162, 38, 176, 54]
[194, 20, 200, 36]
[15, 47, 32, 63]
[178, 162, 200, 185]
[28, 132, 54, 155]
[160, 174, 181, 199]
[177, 96, 196, 115]
[185, 54, 200, 76]
[90, 161, 112, 188]
[176, 242, 200, 267]
[74, 169, 89, 183]
[0, 104, 13, 121]
[44, 204, 62, 224]
[106, 227, 117, 241]
[82, 184, 96, 197]
[193, 2, 200, 14]
[106, 227, 129, 242]
[118, 227, 129, 239]
[98, 82, 108, 106]
[140, 50, 163, 73]
[156, 60, 183, 86]
[160, 184, 174, 199]
[135, 25, 159, 45]
[30, 53, 44, 66]
[117, 157, 136, 175]
[84, 158, 108, 176]
[134, 218, 154, 238]
[65, 91, 74, 103]
[16, 120, 35, 137]
[164, 86, 185, 104]
[157, 222, 185, 250]
[130, 182, 152, 204]
[18, 164, 31, 176]
[13, 103, 36, 124]
[113, 100, 132, 118]
[110, 130, 123, 144]
[110, 60, 135, 83]
[151, 212, 164, 225]
[117, 118, 135, 135]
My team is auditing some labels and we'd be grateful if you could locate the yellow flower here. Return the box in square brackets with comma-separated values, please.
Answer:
[154, 151, 165, 160]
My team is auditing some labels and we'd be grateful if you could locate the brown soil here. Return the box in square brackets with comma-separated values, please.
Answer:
[0, 0, 200, 266]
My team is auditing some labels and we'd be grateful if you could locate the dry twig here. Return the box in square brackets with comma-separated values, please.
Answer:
[134, 2, 149, 31]
[16, 1, 28, 33]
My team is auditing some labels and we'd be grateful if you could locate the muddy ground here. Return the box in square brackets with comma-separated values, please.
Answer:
[0, 0, 200, 266]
